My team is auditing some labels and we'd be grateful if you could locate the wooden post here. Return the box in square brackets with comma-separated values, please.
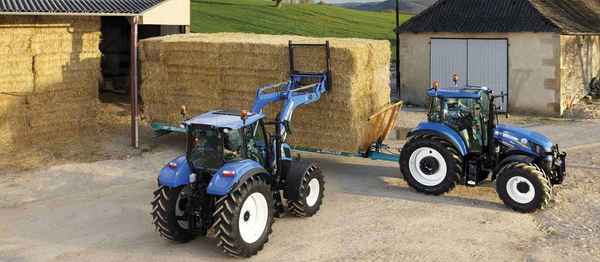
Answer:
[395, 0, 401, 99]
[130, 16, 140, 148]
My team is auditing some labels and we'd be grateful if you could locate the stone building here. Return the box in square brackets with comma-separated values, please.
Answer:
[397, 0, 600, 116]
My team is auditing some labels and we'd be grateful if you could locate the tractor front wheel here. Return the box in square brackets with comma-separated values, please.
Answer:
[400, 136, 463, 195]
[212, 175, 274, 257]
[151, 185, 197, 243]
[288, 163, 325, 217]
[496, 163, 552, 213]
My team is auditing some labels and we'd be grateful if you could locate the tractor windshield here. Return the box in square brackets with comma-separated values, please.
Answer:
[187, 125, 247, 171]
[187, 125, 224, 171]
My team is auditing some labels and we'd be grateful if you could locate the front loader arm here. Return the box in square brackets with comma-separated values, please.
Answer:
[252, 74, 328, 142]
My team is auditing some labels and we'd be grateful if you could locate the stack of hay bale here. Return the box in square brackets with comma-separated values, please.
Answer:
[0, 16, 101, 168]
[141, 33, 391, 152]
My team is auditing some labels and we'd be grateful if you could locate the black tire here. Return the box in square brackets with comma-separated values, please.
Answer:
[288, 163, 325, 217]
[496, 163, 552, 213]
[151, 185, 197, 243]
[399, 135, 463, 195]
[212, 175, 274, 257]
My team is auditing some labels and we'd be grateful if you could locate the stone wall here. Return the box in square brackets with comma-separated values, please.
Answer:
[560, 35, 600, 113]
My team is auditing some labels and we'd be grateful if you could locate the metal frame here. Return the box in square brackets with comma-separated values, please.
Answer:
[288, 41, 332, 91]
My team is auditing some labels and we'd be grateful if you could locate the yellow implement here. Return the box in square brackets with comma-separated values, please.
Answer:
[360, 101, 404, 152]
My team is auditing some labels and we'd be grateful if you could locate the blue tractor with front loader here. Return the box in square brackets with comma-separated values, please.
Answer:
[151, 42, 330, 257]
[398, 78, 567, 213]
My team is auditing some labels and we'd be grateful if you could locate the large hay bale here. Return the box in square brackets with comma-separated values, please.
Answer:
[141, 33, 390, 152]
[0, 16, 101, 169]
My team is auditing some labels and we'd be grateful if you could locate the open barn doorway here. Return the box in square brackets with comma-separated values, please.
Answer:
[99, 17, 187, 103]
[99, 16, 188, 147]
[100, 17, 130, 103]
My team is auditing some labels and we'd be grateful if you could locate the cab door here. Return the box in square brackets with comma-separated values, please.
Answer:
[245, 121, 269, 168]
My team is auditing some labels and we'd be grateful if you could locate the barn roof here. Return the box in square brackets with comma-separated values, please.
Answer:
[397, 0, 600, 34]
[0, 0, 163, 16]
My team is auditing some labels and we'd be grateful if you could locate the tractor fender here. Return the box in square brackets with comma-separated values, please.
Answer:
[207, 159, 269, 196]
[407, 122, 468, 156]
[285, 160, 317, 201]
[158, 155, 193, 188]
[493, 154, 537, 178]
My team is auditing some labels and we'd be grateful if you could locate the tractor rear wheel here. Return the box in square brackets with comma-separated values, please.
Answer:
[288, 163, 325, 217]
[496, 163, 552, 213]
[212, 175, 274, 257]
[151, 185, 197, 243]
[400, 136, 463, 195]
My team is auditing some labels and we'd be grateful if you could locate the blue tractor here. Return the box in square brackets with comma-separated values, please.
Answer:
[151, 42, 330, 257]
[399, 79, 567, 213]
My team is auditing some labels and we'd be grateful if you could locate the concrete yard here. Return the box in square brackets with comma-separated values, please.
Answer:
[0, 109, 599, 262]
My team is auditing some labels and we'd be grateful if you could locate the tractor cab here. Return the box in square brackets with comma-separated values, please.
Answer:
[184, 110, 269, 172]
[427, 86, 495, 154]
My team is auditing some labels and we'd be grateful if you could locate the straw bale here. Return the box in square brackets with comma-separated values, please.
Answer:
[35, 16, 100, 32]
[34, 52, 101, 73]
[0, 56, 33, 93]
[0, 36, 32, 55]
[0, 15, 102, 167]
[0, 16, 37, 25]
[141, 33, 391, 152]
[31, 32, 101, 54]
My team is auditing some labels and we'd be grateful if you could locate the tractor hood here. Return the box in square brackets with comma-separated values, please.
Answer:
[495, 124, 554, 152]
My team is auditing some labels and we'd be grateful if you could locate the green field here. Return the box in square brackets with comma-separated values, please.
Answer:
[191, 0, 411, 45]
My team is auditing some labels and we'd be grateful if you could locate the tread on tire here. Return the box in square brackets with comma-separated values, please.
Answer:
[212, 175, 274, 257]
[151, 185, 197, 243]
[400, 135, 463, 195]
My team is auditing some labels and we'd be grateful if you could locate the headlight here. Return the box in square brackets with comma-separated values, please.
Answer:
[530, 143, 548, 157]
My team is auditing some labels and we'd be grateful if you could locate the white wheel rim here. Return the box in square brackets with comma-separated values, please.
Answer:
[506, 176, 535, 204]
[306, 178, 320, 207]
[408, 147, 448, 186]
[238, 192, 269, 244]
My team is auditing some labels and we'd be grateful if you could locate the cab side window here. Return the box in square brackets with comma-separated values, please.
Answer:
[244, 122, 268, 166]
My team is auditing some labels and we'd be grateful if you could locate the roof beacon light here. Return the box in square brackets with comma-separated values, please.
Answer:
[432, 80, 440, 90]
[180, 105, 188, 120]
[240, 110, 249, 121]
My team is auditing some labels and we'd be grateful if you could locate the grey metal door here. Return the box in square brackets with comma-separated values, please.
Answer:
[467, 39, 508, 110]
[430, 39, 467, 89]
[430, 38, 508, 110]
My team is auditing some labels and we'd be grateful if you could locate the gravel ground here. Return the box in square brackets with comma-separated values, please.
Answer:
[0, 104, 599, 262]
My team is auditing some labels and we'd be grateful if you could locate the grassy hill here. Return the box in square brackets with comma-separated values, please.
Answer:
[190, 0, 412, 45]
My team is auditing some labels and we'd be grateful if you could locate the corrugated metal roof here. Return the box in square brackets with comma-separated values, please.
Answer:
[397, 0, 600, 34]
[0, 0, 163, 15]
